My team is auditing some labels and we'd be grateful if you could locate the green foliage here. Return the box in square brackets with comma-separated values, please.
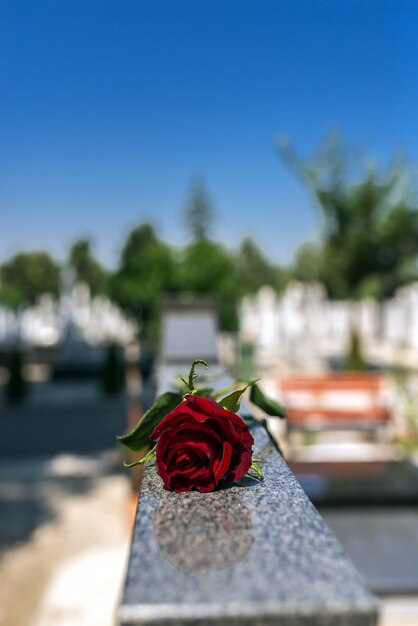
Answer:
[109, 217, 289, 339]
[238, 341, 255, 381]
[5, 348, 27, 403]
[0, 251, 61, 308]
[249, 383, 286, 418]
[281, 132, 418, 299]
[236, 237, 286, 295]
[177, 179, 242, 330]
[219, 379, 259, 413]
[101, 343, 125, 394]
[184, 177, 214, 242]
[110, 219, 244, 339]
[118, 391, 183, 452]
[344, 329, 366, 371]
[180, 359, 209, 392]
[175, 238, 239, 331]
[292, 242, 323, 283]
[110, 224, 176, 345]
[68, 239, 107, 295]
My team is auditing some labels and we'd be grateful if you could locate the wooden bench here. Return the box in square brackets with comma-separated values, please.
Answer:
[278, 373, 392, 435]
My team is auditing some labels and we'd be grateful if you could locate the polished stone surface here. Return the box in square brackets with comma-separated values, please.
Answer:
[290, 457, 418, 593]
[119, 427, 377, 625]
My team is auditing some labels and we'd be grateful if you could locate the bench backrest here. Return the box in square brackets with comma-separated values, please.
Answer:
[279, 373, 391, 428]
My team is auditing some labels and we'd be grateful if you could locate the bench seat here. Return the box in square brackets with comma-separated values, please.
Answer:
[278, 373, 391, 435]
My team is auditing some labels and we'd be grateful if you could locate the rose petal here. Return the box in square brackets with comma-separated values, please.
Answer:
[151, 394, 254, 492]
[213, 440, 232, 479]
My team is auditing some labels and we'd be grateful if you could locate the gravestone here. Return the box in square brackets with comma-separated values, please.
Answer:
[161, 295, 218, 365]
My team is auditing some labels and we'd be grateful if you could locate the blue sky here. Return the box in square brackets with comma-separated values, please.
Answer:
[1, 0, 417, 268]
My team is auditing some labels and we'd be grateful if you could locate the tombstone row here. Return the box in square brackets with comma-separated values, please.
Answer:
[240, 281, 418, 366]
[0, 283, 137, 348]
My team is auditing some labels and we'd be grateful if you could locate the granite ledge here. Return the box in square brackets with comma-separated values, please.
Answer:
[119, 602, 377, 626]
[119, 425, 378, 626]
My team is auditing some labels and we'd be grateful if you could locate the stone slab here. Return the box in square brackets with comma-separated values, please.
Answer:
[321, 507, 418, 594]
[119, 427, 377, 626]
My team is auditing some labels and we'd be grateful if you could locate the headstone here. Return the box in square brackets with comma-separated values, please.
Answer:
[161, 295, 218, 364]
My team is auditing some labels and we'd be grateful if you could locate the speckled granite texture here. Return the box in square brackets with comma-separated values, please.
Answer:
[119, 427, 378, 626]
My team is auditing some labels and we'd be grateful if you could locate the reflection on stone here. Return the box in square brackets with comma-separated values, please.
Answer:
[153, 493, 253, 574]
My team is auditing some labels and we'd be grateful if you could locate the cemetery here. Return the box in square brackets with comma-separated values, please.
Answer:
[240, 281, 418, 373]
[1, 285, 418, 624]
[3, 1, 418, 624]
[0, 283, 137, 352]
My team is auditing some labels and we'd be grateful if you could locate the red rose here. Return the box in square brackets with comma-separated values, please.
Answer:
[150, 394, 254, 493]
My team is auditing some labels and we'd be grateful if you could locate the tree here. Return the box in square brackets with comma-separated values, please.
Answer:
[176, 239, 239, 331]
[101, 343, 124, 394]
[68, 239, 107, 295]
[291, 242, 323, 284]
[280, 132, 418, 299]
[344, 329, 366, 371]
[5, 348, 27, 403]
[177, 179, 238, 330]
[184, 178, 214, 242]
[0, 251, 61, 308]
[110, 224, 176, 344]
[236, 237, 287, 296]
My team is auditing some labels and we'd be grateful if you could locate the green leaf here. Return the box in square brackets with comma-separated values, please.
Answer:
[219, 379, 259, 413]
[123, 446, 157, 468]
[194, 387, 214, 397]
[242, 415, 259, 429]
[249, 383, 286, 418]
[117, 391, 183, 452]
[250, 461, 264, 481]
[212, 382, 241, 400]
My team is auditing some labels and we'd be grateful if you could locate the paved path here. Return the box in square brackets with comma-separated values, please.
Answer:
[0, 454, 132, 626]
[32, 545, 128, 626]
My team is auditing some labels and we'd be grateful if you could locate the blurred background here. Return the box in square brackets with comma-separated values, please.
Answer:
[1, 1, 418, 624]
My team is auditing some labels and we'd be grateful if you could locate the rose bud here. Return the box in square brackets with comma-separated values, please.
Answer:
[150, 394, 254, 493]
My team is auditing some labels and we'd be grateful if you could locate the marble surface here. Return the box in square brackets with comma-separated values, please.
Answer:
[119, 427, 378, 626]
